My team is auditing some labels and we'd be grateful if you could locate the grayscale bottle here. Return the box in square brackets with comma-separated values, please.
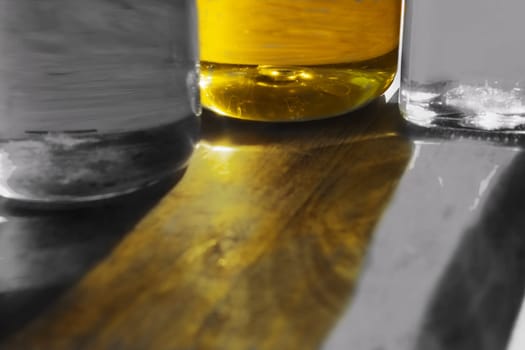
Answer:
[400, 0, 525, 133]
[0, 0, 200, 205]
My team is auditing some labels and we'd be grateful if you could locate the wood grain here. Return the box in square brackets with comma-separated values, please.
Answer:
[3, 101, 411, 350]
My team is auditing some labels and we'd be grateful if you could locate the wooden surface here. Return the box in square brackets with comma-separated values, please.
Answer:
[0, 100, 410, 349]
[2, 99, 525, 349]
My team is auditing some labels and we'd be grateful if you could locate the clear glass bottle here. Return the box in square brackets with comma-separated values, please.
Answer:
[198, 0, 401, 122]
[0, 0, 200, 205]
[400, 0, 525, 132]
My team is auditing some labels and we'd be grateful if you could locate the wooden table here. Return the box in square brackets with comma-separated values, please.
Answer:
[1, 98, 525, 350]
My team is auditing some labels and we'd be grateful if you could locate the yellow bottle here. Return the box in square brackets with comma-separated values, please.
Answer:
[198, 0, 401, 122]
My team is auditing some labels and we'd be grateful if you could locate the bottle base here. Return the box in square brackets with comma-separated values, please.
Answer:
[401, 81, 525, 133]
[200, 50, 397, 122]
[0, 117, 199, 207]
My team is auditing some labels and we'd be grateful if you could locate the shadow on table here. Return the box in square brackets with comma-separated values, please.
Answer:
[0, 170, 185, 342]
[415, 151, 525, 349]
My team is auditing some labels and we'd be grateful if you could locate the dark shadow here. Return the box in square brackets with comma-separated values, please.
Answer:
[0, 175, 182, 342]
[415, 152, 525, 349]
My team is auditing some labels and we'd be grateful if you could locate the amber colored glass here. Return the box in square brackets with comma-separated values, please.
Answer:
[198, 0, 401, 121]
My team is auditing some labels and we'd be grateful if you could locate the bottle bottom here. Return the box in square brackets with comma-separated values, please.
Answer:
[401, 81, 525, 133]
[0, 116, 199, 207]
[199, 50, 397, 122]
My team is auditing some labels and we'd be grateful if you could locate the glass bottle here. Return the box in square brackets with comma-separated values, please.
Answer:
[0, 0, 200, 205]
[198, 0, 401, 122]
[400, 0, 525, 132]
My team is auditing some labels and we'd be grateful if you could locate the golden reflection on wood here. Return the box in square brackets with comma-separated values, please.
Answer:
[6, 101, 411, 350]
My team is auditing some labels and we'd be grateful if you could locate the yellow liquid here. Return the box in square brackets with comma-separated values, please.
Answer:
[198, 0, 401, 121]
